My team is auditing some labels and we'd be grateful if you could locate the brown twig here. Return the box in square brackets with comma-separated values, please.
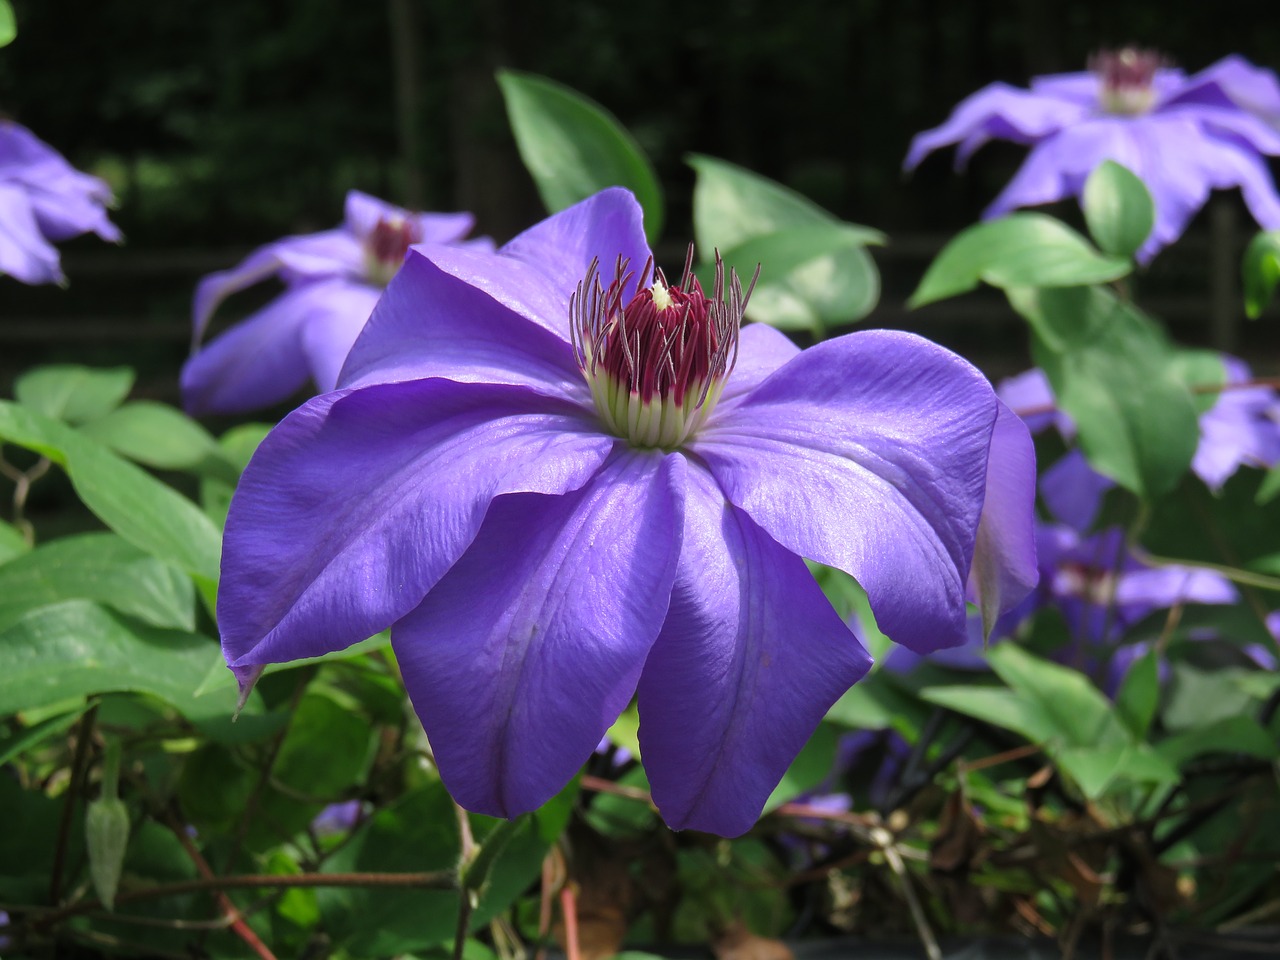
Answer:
[172, 822, 278, 960]
[49, 703, 98, 904]
[28, 868, 457, 934]
[579, 774, 652, 804]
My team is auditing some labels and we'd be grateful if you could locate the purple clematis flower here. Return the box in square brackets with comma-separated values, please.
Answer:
[887, 522, 1237, 690]
[999, 360, 1280, 530]
[217, 188, 1037, 837]
[0, 120, 120, 285]
[181, 190, 491, 416]
[906, 50, 1280, 261]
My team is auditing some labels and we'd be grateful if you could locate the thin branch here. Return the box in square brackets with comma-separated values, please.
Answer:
[28, 869, 457, 934]
[49, 703, 97, 904]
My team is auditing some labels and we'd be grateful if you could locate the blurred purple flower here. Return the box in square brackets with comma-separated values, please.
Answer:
[887, 523, 1236, 687]
[311, 799, 365, 837]
[906, 50, 1280, 261]
[998, 360, 1280, 531]
[217, 188, 1038, 837]
[0, 120, 120, 284]
[181, 190, 491, 415]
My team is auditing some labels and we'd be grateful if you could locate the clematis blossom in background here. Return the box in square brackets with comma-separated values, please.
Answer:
[886, 522, 1237, 691]
[181, 190, 490, 415]
[217, 188, 1037, 837]
[0, 120, 120, 285]
[906, 50, 1280, 261]
[999, 361, 1280, 530]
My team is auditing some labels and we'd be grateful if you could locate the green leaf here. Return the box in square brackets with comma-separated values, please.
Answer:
[1157, 715, 1280, 767]
[1242, 229, 1280, 318]
[1114, 648, 1159, 739]
[0, 776, 82, 901]
[81, 401, 240, 483]
[985, 643, 1127, 749]
[0, 401, 221, 583]
[0, 0, 14, 47]
[1010, 286, 1199, 497]
[825, 679, 894, 730]
[1170, 348, 1227, 416]
[273, 693, 376, 798]
[0, 599, 222, 718]
[909, 213, 1130, 308]
[14, 365, 134, 424]
[1055, 741, 1178, 797]
[0, 532, 195, 631]
[0, 518, 29, 563]
[763, 720, 839, 813]
[497, 70, 663, 243]
[1164, 664, 1280, 732]
[1258, 464, 1280, 505]
[920, 685, 1060, 743]
[604, 701, 641, 760]
[0, 703, 90, 767]
[1082, 161, 1155, 259]
[317, 782, 460, 954]
[688, 153, 883, 331]
[200, 421, 272, 529]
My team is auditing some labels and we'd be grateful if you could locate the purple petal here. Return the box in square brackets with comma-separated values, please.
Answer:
[885, 614, 990, 673]
[1131, 116, 1280, 260]
[1166, 55, 1280, 119]
[996, 368, 1075, 438]
[181, 284, 322, 415]
[343, 190, 409, 238]
[1193, 358, 1280, 489]
[183, 279, 379, 414]
[192, 231, 362, 343]
[1041, 449, 1115, 531]
[393, 450, 684, 818]
[416, 212, 479, 245]
[296, 282, 383, 392]
[219, 379, 615, 678]
[1028, 72, 1101, 105]
[983, 118, 1141, 220]
[1115, 566, 1238, 610]
[905, 82, 1087, 171]
[636, 463, 871, 836]
[693, 330, 997, 654]
[1170, 103, 1280, 156]
[718, 323, 801, 407]
[967, 400, 1038, 637]
[500, 187, 651, 311]
[337, 249, 588, 402]
[0, 121, 120, 244]
[0, 182, 63, 284]
[398, 188, 650, 349]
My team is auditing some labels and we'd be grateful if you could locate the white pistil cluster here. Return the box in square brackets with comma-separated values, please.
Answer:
[363, 215, 420, 287]
[570, 247, 757, 450]
[1091, 47, 1164, 116]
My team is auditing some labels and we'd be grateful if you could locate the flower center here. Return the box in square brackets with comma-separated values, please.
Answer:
[570, 246, 757, 450]
[363, 215, 421, 286]
[1057, 561, 1118, 607]
[1090, 47, 1164, 115]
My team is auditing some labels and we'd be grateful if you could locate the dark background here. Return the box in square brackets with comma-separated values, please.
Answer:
[3, 0, 1278, 400]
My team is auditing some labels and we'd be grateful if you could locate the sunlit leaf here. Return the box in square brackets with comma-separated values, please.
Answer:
[689, 153, 882, 332]
[14, 364, 134, 424]
[1242, 229, 1280, 319]
[910, 213, 1130, 308]
[1082, 160, 1154, 259]
[498, 70, 663, 243]
[0, 401, 221, 584]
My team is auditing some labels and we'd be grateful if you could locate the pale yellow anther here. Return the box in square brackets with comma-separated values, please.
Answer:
[650, 280, 674, 312]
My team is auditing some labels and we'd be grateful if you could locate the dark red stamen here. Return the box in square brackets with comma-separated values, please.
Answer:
[368, 216, 422, 267]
